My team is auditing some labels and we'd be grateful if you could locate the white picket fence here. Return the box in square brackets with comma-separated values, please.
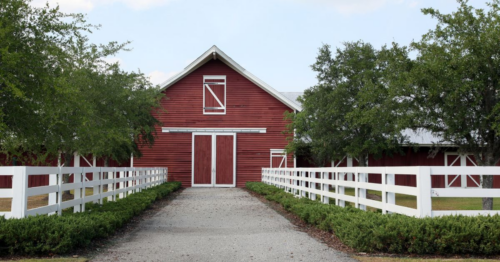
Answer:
[0, 166, 168, 219]
[262, 166, 500, 218]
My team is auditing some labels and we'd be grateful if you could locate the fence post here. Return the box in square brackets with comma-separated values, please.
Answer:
[93, 156, 99, 203]
[286, 170, 290, 192]
[119, 170, 125, 199]
[73, 153, 81, 213]
[310, 171, 316, 201]
[358, 170, 367, 211]
[293, 170, 298, 196]
[57, 167, 63, 215]
[127, 169, 132, 195]
[81, 167, 86, 212]
[381, 169, 387, 214]
[322, 172, 329, 204]
[107, 169, 114, 201]
[417, 166, 432, 218]
[73, 171, 81, 213]
[11, 167, 27, 218]
[48, 171, 57, 215]
[386, 171, 395, 214]
[99, 167, 104, 204]
[337, 172, 345, 207]
[301, 171, 306, 198]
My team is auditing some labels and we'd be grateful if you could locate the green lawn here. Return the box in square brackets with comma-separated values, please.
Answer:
[0, 187, 111, 212]
[337, 188, 500, 211]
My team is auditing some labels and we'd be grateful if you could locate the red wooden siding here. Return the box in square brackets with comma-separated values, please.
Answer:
[368, 148, 445, 187]
[134, 59, 294, 187]
[298, 147, 500, 188]
[215, 135, 234, 185]
[193, 135, 212, 184]
[272, 157, 284, 168]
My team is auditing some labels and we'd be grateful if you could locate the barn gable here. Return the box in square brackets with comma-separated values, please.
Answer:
[160, 45, 301, 112]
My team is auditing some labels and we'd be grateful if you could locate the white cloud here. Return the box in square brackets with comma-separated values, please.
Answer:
[409, 1, 419, 8]
[148, 70, 179, 86]
[289, 0, 419, 15]
[31, 0, 175, 12]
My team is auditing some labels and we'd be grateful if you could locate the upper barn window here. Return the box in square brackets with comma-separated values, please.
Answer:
[203, 75, 226, 114]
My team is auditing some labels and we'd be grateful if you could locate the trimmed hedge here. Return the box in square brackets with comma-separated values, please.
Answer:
[246, 182, 500, 255]
[0, 181, 181, 255]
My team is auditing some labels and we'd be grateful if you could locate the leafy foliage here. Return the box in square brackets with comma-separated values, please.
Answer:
[401, 0, 500, 165]
[286, 41, 407, 166]
[0, 0, 163, 164]
[0, 181, 181, 255]
[247, 182, 500, 255]
[393, 0, 500, 209]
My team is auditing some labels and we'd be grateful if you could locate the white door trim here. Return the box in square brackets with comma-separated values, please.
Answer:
[192, 132, 236, 187]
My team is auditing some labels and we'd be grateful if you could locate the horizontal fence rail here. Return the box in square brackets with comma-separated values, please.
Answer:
[262, 166, 500, 218]
[0, 166, 168, 219]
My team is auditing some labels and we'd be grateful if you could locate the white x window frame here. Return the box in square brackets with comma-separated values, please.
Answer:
[203, 75, 226, 115]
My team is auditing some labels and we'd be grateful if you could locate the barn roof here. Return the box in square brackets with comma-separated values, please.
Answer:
[159, 45, 302, 112]
[280, 92, 302, 108]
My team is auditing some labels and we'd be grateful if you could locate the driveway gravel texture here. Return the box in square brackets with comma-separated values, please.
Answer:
[91, 188, 357, 262]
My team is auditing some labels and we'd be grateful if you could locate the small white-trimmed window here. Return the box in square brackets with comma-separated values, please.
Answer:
[270, 149, 287, 168]
[203, 75, 226, 114]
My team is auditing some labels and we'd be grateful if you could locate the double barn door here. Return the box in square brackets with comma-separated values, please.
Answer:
[192, 133, 236, 187]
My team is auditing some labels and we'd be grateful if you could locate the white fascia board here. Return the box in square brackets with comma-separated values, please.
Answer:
[163, 127, 266, 133]
[159, 45, 302, 112]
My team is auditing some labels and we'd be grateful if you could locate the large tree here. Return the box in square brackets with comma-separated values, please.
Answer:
[287, 41, 407, 166]
[0, 0, 163, 165]
[398, 0, 500, 210]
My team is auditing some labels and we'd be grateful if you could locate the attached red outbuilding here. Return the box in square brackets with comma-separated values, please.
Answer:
[133, 46, 299, 187]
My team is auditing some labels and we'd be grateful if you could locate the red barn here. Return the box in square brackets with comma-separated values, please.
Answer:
[133, 46, 300, 187]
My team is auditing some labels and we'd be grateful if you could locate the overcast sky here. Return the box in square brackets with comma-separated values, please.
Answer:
[32, 0, 490, 92]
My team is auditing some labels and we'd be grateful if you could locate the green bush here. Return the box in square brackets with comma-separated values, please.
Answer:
[0, 181, 181, 255]
[246, 182, 500, 255]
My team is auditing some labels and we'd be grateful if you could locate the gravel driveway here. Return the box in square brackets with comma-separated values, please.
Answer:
[91, 188, 357, 262]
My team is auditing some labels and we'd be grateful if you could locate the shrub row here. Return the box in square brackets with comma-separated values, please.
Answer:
[246, 182, 500, 255]
[0, 181, 181, 255]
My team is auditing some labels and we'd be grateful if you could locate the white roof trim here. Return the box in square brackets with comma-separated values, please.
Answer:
[163, 127, 267, 133]
[159, 45, 302, 111]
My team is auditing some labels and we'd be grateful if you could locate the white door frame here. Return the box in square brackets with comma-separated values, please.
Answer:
[191, 132, 236, 187]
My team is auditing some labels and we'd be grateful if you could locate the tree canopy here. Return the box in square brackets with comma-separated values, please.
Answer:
[397, 0, 500, 209]
[0, 0, 163, 164]
[286, 41, 407, 166]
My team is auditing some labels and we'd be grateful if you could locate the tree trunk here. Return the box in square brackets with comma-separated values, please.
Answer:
[482, 155, 495, 210]
[63, 152, 72, 196]
[358, 154, 368, 167]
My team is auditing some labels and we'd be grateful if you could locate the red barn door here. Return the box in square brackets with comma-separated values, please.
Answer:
[193, 135, 213, 185]
[192, 133, 236, 187]
[215, 135, 234, 185]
